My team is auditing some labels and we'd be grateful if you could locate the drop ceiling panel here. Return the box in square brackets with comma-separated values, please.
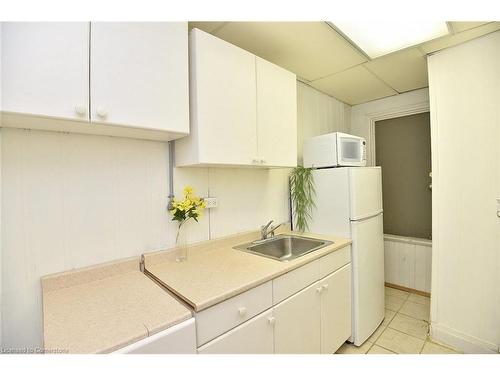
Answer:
[364, 48, 428, 93]
[309, 65, 397, 105]
[420, 22, 500, 53]
[210, 22, 367, 81]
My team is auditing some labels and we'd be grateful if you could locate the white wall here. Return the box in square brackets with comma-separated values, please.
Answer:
[428, 31, 500, 353]
[350, 88, 429, 166]
[297, 82, 351, 164]
[0, 79, 348, 350]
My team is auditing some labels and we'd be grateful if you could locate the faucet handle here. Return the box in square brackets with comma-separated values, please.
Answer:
[262, 220, 273, 230]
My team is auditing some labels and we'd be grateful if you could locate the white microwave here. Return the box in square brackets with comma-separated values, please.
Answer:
[303, 132, 367, 168]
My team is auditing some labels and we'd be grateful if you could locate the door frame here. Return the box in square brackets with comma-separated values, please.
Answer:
[365, 101, 430, 166]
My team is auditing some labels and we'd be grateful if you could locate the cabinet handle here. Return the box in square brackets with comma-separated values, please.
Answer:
[322, 284, 329, 290]
[251, 158, 259, 164]
[238, 307, 247, 316]
[75, 105, 87, 116]
[96, 108, 108, 119]
[267, 317, 276, 326]
[316, 286, 323, 294]
[259, 159, 266, 164]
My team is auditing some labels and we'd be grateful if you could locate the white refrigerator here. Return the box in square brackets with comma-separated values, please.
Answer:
[306, 166, 385, 346]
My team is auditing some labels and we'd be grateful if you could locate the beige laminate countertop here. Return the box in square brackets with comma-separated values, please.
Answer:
[42, 257, 192, 354]
[144, 229, 352, 312]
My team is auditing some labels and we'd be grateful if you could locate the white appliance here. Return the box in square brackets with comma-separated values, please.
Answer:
[305, 166, 385, 346]
[303, 132, 367, 168]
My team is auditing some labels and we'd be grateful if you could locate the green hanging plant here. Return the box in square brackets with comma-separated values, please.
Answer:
[290, 166, 316, 233]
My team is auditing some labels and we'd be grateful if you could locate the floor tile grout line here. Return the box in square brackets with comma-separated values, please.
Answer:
[384, 325, 429, 342]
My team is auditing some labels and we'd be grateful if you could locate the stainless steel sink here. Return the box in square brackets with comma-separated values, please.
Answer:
[234, 234, 333, 262]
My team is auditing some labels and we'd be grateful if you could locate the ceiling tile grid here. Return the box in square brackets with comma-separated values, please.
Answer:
[188, 21, 500, 106]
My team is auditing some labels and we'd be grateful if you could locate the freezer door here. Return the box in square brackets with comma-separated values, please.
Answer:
[350, 213, 385, 346]
[349, 167, 383, 220]
[307, 168, 351, 238]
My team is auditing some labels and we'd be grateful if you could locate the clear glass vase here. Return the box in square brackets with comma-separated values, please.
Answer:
[175, 221, 188, 262]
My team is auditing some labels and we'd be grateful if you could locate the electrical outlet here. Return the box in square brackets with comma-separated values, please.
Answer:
[204, 197, 218, 208]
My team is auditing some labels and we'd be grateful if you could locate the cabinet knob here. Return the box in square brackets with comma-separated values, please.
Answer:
[259, 159, 266, 164]
[238, 307, 247, 316]
[75, 105, 87, 116]
[316, 286, 323, 294]
[96, 108, 108, 119]
[252, 158, 259, 164]
[322, 284, 329, 290]
[267, 316, 276, 326]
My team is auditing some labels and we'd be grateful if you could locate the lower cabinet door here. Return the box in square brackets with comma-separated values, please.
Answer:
[273, 281, 321, 354]
[197, 310, 274, 354]
[320, 264, 352, 354]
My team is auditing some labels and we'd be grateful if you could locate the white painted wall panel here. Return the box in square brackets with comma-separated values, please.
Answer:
[297, 82, 350, 164]
[1, 129, 174, 348]
[384, 235, 432, 293]
[428, 31, 500, 353]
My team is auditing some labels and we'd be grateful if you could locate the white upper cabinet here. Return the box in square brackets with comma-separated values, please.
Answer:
[175, 28, 297, 168]
[256, 57, 297, 167]
[0, 22, 189, 141]
[1, 22, 89, 120]
[176, 28, 257, 166]
[90, 22, 188, 133]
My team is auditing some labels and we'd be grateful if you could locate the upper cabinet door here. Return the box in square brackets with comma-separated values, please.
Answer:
[1, 22, 89, 120]
[90, 22, 189, 133]
[176, 28, 258, 166]
[256, 57, 297, 167]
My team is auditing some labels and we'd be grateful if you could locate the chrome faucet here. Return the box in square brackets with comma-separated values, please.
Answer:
[260, 220, 282, 241]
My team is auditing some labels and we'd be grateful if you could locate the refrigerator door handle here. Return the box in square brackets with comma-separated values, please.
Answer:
[351, 211, 383, 222]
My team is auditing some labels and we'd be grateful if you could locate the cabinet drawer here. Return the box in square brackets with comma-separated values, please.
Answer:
[195, 281, 272, 346]
[197, 309, 274, 354]
[318, 245, 351, 280]
[273, 260, 320, 304]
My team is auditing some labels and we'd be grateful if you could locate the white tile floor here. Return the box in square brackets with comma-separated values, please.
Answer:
[336, 286, 461, 354]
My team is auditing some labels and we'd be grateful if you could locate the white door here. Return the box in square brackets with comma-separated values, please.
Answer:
[351, 214, 385, 346]
[197, 310, 274, 354]
[349, 167, 383, 220]
[320, 264, 352, 354]
[191, 29, 258, 165]
[256, 56, 297, 167]
[90, 22, 189, 132]
[273, 281, 321, 354]
[1, 22, 89, 120]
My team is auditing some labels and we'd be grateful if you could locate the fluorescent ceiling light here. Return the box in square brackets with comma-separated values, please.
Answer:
[332, 21, 449, 58]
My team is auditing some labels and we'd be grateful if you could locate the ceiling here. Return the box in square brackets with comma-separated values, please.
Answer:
[188, 21, 500, 106]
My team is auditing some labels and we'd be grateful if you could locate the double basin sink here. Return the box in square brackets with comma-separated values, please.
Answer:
[234, 234, 333, 262]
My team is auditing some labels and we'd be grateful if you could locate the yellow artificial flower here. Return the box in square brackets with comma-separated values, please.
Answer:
[183, 186, 193, 196]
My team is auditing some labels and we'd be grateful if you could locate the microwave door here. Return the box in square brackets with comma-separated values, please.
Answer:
[337, 136, 365, 166]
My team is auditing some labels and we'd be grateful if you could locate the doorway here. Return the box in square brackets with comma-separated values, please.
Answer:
[375, 111, 432, 295]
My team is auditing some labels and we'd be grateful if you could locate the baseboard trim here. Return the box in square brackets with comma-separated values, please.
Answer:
[430, 322, 498, 354]
[385, 282, 430, 297]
